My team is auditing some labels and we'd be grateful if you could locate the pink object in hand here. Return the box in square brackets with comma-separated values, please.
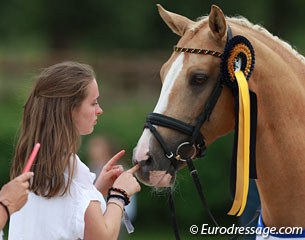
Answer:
[22, 143, 41, 173]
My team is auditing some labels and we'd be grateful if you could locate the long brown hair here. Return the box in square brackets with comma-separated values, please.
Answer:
[10, 61, 95, 197]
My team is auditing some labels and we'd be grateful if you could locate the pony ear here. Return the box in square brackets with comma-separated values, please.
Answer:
[209, 5, 227, 41]
[157, 4, 194, 36]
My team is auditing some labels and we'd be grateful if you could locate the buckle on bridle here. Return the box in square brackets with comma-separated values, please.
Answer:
[175, 142, 197, 162]
[166, 152, 174, 159]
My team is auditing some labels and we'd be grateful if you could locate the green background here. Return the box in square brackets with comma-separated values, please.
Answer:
[0, 0, 304, 239]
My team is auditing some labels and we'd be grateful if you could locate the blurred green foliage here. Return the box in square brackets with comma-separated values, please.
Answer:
[0, 0, 304, 53]
[0, 0, 304, 239]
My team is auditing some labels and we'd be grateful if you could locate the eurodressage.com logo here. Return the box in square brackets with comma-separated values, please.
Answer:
[189, 224, 303, 238]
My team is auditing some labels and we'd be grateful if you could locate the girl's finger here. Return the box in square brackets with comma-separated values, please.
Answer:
[103, 150, 125, 170]
[126, 164, 140, 174]
[16, 172, 34, 182]
[111, 165, 124, 171]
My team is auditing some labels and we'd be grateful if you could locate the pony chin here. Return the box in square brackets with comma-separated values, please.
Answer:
[137, 170, 175, 187]
[150, 171, 175, 187]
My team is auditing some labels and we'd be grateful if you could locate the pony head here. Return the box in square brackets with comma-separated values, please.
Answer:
[133, 5, 235, 187]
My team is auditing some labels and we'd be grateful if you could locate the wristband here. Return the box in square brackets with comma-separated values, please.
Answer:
[107, 194, 130, 206]
[107, 202, 124, 217]
[107, 199, 135, 233]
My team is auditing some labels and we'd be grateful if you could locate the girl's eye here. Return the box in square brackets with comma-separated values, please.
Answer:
[190, 72, 208, 86]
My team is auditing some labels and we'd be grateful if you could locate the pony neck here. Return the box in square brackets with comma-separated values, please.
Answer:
[238, 22, 305, 227]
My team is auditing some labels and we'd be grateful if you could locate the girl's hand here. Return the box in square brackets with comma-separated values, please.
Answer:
[0, 172, 34, 214]
[95, 150, 125, 196]
[113, 164, 141, 197]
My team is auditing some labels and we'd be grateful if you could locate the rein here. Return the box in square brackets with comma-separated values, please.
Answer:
[144, 26, 259, 239]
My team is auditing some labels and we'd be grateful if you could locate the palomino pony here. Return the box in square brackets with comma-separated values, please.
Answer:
[133, 3, 305, 235]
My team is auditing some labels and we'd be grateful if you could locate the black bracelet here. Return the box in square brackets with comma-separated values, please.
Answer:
[108, 187, 129, 201]
[107, 194, 130, 206]
[0, 201, 10, 219]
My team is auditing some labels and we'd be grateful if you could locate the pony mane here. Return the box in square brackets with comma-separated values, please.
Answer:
[192, 15, 305, 64]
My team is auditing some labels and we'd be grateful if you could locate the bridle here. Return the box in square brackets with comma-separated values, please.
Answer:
[144, 26, 231, 167]
[143, 26, 260, 239]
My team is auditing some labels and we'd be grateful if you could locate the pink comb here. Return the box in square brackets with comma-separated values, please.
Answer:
[22, 143, 41, 173]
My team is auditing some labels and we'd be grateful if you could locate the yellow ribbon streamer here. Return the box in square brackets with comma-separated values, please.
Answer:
[227, 70, 250, 216]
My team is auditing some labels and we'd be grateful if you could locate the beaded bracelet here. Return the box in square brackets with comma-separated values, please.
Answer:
[108, 187, 129, 201]
[0, 201, 10, 219]
[107, 194, 130, 206]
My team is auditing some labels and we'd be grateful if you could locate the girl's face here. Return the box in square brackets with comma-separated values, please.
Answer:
[72, 79, 103, 135]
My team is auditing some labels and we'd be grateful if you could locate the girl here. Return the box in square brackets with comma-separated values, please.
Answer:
[9, 61, 140, 240]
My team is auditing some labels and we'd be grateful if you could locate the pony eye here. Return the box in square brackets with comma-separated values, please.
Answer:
[190, 73, 208, 86]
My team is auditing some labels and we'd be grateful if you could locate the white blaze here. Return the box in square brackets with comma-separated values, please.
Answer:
[134, 53, 184, 161]
[154, 53, 184, 113]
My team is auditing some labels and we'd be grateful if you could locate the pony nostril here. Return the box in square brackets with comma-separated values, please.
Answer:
[146, 156, 152, 165]
[132, 158, 138, 166]
[137, 156, 153, 169]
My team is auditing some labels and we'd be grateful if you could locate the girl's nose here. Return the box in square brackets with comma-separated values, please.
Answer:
[96, 105, 103, 115]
